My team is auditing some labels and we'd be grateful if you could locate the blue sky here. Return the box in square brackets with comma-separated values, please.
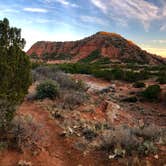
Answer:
[0, 0, 166, 57]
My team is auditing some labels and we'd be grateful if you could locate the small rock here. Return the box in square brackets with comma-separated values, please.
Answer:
[154, 154, 159, 159]
[18, 160, 32, 166]
[108, 154, 116, 159]
[59, 131, 67, 137]
[68, 127, 74, 134]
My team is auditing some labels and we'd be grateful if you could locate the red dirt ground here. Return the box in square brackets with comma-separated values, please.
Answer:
[0, 101, 109, 166]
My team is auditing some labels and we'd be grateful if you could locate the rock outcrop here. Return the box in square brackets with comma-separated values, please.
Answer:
[27, 31, 166, 65]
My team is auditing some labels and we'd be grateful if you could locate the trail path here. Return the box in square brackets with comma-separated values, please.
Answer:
[0, 101, 108, 166]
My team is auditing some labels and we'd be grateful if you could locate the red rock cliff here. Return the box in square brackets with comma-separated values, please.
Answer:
[27, 31, 166, 65]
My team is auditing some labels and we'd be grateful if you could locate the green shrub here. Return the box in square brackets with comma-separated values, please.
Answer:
[133, 82, 145, 88]
[36, 80, 59, 99]
[30, 53, 39, 59]
[0, 18, 31, 133]
[79, 49, 100, 63]
[42, 53, 72, 60]
[142, 85, 161, 101]
[82, 128, 97, 140]
[0, 99, 16, 133]
[121, 96, 138, 103]
[138, 141, 157, 155]
[93, 57, 110, 65]
[156, 72, 166, 84]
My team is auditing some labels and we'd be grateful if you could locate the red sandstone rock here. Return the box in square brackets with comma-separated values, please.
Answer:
[27, 31, 166, 65]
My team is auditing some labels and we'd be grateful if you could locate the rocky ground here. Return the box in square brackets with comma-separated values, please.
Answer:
[0, 74, 165, 166]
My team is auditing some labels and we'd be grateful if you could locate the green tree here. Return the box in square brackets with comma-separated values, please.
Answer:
[0, 18, 31, 132]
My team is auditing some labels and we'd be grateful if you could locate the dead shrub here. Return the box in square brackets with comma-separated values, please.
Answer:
[9, 115, 44, 152]
[32, 66, 88, 91]
[99, 124, 162, 156]
[132, 124, 161, 141]
[61, 90, 87, 110]
[100, 126, 139, 154]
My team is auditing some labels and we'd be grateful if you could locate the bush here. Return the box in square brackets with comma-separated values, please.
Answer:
[100, 126, 139, 154]
[79, 49, 100, 63]
[157, 77, 166, 84]
[142, 85, 161, 101]
[99, 125, 160, 156]
[33, 66, 88, 91]
[0, 99, 16, 133]
[82, 128, 97, 140]
[121, 96, 138, 103]
[9, 115, 43, 151]
[133, 82, 145, 88]
[61, 90, 87, 110]
[36, 80, 59, 99]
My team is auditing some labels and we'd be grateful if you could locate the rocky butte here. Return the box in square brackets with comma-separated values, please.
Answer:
[27, 31, 166, 65]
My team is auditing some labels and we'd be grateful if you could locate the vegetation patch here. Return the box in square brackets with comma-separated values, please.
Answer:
[141, 84, 161, 101]
[79, 50, 101, 63]
[36, 80, 59, 100]
[133, 82, 146, 88]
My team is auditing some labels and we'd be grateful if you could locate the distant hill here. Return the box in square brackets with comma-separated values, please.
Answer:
[27, 31, 166, 65]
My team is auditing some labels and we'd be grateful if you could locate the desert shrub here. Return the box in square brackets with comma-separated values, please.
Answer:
[36, 80, 59, 99]
[33, 66, 88, 91]
[52, 71, 87, 91]
[32, 66, 59, 81]
[0, 142, 8, 151]
[79, 49, 100, 63]
[142, 85, 161, 101]
[137, 141, 157, 155]
[132, 124, 160, 141]
[9, 115, 43, 151]
[157, 76, 166, 84]
[93, 69, 112, 80]
[133, 82, 145, 88]
[93, 57, 110, 65]
[42, 52, 72, 60]
[93, 68, 124, 81]
[30, 53, 39, 59]
[61, 90, 87, 110]
[0, 99, 16, 133]
[99, 125, 161, 156]
[82, 128, 97, 140]
[58, 63, 93, 74]
[100, 126, 139, 154]
[121, 96, 138, 103]
[31, 61, 44, 70]
[156, 72, 166, 84]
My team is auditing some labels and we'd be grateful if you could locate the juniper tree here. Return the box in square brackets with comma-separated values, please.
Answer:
[0, 18, 31, 132]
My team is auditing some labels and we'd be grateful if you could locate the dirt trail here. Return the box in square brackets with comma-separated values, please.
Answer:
[70, 74, 111, 91]
[0, 101, 108, 166]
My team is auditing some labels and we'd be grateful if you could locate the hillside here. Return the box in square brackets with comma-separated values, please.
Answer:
[27, 31, 166, 65]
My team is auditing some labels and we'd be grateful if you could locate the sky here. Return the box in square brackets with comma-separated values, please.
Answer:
[0, 0, 166, 57]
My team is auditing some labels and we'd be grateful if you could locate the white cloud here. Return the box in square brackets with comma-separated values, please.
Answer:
[23, 8, 48, 13]
[90, 0, 165, 31]
[80, 15, 108, 26]
[1, 9, 19, 13]
[45, 0, 78, 8]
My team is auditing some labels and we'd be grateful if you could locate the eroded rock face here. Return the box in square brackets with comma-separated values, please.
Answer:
[27, 31, 166, 64]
